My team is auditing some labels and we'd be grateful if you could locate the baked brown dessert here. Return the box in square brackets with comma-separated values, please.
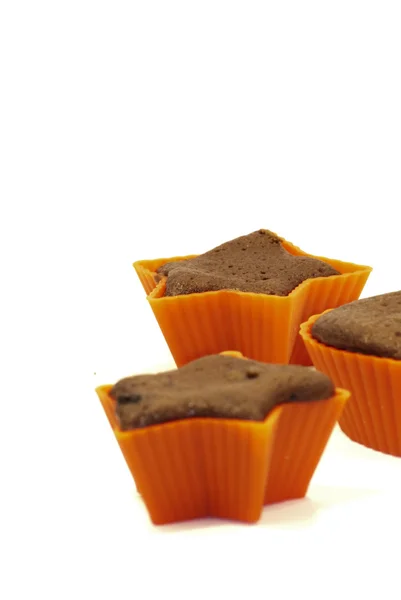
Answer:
[111, 354, 335, 430]
[97, 351, 349, 523]
[311, 291, 401, 359]
[134, 229, 371, 367]
[157, 230, 340, 297]
[301, 296, 401, 457]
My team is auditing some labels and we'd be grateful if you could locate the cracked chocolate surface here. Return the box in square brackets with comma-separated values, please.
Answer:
[312, 291, 401, 359]
[157, 230, 339, 297]
[111, 354, 335, 430]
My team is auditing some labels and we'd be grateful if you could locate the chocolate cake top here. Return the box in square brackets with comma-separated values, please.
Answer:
[157, 230, 339, 297]
[111, 354, 335, 430]
[312, 291, 401, 359]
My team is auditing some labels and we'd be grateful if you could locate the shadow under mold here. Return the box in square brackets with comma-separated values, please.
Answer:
[139, 484, 378, 533]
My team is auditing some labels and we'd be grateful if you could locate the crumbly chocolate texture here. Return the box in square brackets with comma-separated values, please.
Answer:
[111, 354, 335, 430]
[312, 291, 401, 359]
[156, 230, 339, 297]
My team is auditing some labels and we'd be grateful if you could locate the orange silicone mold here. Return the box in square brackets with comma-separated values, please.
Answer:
[301, 313, 401, 457]
[96, 353, 349, 524]
[134, 235, 371, 367]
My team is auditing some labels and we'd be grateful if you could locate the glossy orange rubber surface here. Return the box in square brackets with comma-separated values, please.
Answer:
[96, 350, 349, 524]
[134, 236, 371, 367]
[301, 313, 401, 457]
[264, 389, 349, 504]
[97, 383, 281, 524]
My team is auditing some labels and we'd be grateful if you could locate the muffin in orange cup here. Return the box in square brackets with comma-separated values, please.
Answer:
[300, 291, 401, 457]
[96, 352, 349, 525]
[134, 230, 371, 367]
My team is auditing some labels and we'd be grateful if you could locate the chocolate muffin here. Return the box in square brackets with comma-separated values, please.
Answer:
[134, 228, 371, 368]
[157, 230, 339, 297]
[111, 354, 335, 430]
[97, 351, 348, 523]
[312, 291, 401, 359]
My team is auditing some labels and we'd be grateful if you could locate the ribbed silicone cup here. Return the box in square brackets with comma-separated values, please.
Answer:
[283, 241, 372, 365]
[96, 348, 349, 523]
[96, 383, 282, 525]
[143, 279, 305, 366]
[97, 384, 141, 494]
[134, 238, 371, 367]
[96, 351, 244, 495]
[301, 314, 401, 457]
[264, 388, 349, 503]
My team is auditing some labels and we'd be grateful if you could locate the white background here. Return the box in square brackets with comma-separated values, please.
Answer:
[1, 1, 401, 598]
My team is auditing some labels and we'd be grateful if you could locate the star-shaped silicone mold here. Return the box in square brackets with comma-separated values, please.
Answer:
[134, 230, 372, 366]
[96, 352, 349, 524]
